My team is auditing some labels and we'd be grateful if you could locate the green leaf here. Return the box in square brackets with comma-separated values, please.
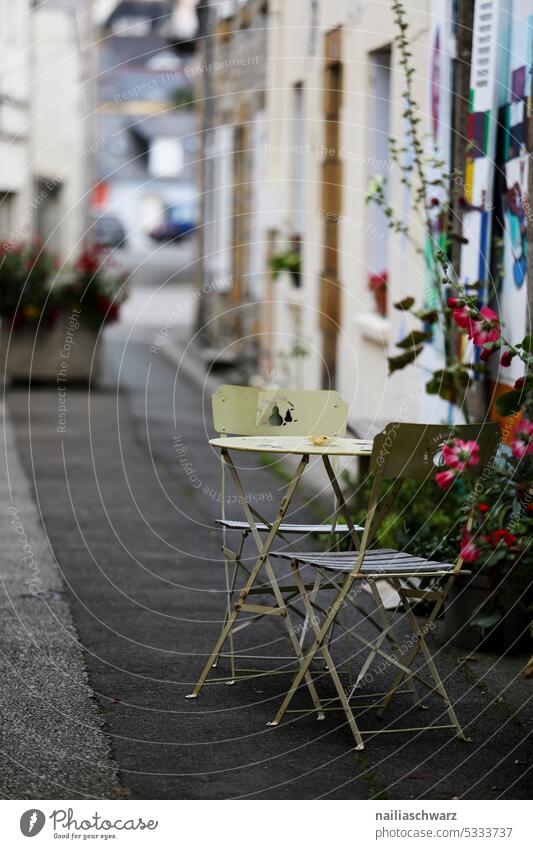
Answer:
[518, 335, 533, 354]
[415, 308, 439, 323]
[396, 330, 432, 349]
[495, 389, 523, 416]
[387, 346, 422, 374]
[393, 296, 415, 311]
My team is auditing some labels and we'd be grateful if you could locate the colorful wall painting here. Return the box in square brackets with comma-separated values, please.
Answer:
[495, 0, 532, 385]
[459, 0, 511, 294]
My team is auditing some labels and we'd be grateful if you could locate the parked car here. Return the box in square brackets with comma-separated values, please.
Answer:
[90, 214, 127, 249]
[149, 198, 198, 242]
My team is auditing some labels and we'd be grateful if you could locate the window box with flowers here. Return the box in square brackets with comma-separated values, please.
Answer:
[0, 243, 126, 383]
[368, 270, 387, 317]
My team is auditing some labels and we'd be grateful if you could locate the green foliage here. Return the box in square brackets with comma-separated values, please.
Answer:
[270, 249, 301, 281]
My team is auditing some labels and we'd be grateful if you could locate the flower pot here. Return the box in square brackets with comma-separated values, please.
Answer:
[373, 287, 387, 317]
[0, 312, 101, 384]
[444, 574, 529, 652]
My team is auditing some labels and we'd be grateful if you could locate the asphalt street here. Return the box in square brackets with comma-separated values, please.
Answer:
[4, 313, 532, 799]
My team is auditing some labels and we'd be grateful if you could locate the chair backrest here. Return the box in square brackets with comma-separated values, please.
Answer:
[212, 385, 347, 437]
[369, 422, 500, 481]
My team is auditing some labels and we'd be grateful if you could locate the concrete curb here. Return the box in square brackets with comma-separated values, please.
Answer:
[0, 401, 120, 799]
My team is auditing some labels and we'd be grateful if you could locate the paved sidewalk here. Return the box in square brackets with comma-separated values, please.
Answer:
[0, 402, 119, 799]
[4, 327, 532, 799]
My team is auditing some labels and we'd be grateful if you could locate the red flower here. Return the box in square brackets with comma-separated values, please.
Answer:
[500, 349, 514, 367]
[478, 503, 490, 513]
[489, 529, 517, 548]
[460, 528, 480, 563]
[480, 345, 496, 362]
[368, 270, 388, 291]
[448, 297, 462, 308]
[75, 250, 100, 274]
[514, 376, 525, 390]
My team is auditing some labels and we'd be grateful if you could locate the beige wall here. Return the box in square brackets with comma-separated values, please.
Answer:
[30, 3, 86, 259]
[0, 0, 32, 244]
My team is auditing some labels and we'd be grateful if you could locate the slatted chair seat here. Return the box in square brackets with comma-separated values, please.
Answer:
[215, 519, 362, 535]
[271, 548, 454, 575]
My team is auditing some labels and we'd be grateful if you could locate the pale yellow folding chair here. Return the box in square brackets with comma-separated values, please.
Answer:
[268, 422, 500, 750]
[192, 384, 363, 691]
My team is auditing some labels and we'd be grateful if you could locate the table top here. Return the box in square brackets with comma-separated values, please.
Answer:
[209, 435, 374, 457]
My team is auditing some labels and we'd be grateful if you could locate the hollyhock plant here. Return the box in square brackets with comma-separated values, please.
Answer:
[500, 349, 514, 367]
[511, 418, 533, 459]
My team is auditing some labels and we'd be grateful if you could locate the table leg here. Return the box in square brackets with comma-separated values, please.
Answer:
[187, 451, 324, 716]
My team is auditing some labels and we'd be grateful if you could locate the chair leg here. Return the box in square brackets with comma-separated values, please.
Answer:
[359, 581, 423, 708]
[212, 534, 246, 677]
[269, 565, 364, 750]
[377, 577, 452, 718]
[394, 581, 469, 740]
[262, 559, 325, 720]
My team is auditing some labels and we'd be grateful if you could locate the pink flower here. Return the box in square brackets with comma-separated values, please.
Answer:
[442, 438, 480, 470]
[470, 307, 501, 347]
[435, 469, 457, 488]
[453, 305, 474, 333]
[460, 528, 480, 563]
[500, 349, 514, 367]
[511, 418, 533, 459]
[448, 297, 462, 308]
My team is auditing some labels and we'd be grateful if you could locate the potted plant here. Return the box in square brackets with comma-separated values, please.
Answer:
[368, 270, 388, 317]
[270, 235, 301, 287]
[441, 439, 532, 650]
[0, 243, 125, 383]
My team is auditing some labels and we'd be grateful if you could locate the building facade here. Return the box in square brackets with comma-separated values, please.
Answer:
[197, 0, 531, 433]
[0, 0, 32, 247]
[196, 0, 269, 364]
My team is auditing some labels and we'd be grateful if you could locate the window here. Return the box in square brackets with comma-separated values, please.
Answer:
[291, 83, 306, 238]
[367, 46, 391, 310]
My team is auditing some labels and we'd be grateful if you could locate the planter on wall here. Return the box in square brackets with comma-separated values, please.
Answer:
[444, 574, 528, 652]
[0, 314, 101, 383]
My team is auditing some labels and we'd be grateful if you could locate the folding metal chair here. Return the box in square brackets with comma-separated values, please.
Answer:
[201, 384, 363, 685]
[268, 422, 500, 750]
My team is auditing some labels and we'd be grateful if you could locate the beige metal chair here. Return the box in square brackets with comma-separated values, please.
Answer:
[204, 385, 362, 685]
[268, 422, 500, 750]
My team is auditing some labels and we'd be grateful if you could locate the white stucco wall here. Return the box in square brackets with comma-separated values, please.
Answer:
[263, 0, 442, 432]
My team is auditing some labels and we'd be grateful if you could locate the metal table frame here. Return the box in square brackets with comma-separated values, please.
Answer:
[186, 436, 373, 707]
